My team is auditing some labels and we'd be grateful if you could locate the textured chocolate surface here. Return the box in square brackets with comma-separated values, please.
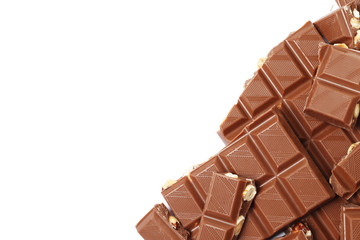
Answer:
[304, 44, 360, 130]
[163, 108, 334, 240]
[340, 204, 360, 240]
[337, 0, 354, 7]
[196, 173, 255, 240]
[314, 3, 356, 48]
[136, 203, 190, 240]
[218, 22, 324, 144]
[305, 197, 348, 240]
[330, 142, 360, 199]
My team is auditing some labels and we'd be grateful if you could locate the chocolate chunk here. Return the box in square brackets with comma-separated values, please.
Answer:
[330, 141, 360, 199]
[196, 173, 255, 240]
[305, 197, 348, 240]
[304, 44, 360, 130]
[340, 204, 360, 239]
[136, 203, 190, 240]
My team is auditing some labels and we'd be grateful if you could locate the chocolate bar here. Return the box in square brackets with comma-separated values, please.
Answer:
[163, 108, 334, 239]
[330, 142, 360, 199]
[196, 173, 256, 240]
[218, 22, 324, 144]
[340, 204, 360, 240]
[136, 203, 190, 240]
[304, 197, 348, 240]
[274, 223, 312, 240]
[314, 1, 359, 49]
[304, 44, 360, 130]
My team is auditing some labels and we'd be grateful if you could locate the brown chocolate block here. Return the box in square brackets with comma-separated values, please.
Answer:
[340, 204, 360, 240]
[275, 223, 312, 240]
[304, 44, 360, 130]
[163, 108, 334, 240]
[136, 203, 190, 240]
[330, 142, 360, 199]
[196, 173, 256, 240]
[304, 197, 348, 240]
[337, 0, 355, 7]
[218, 22, 324, 144]
[314, 3, 356, 48]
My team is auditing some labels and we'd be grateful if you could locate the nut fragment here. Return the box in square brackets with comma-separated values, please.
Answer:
[305, 230, 312, 240]
[347, 142, 360, 155]
[334, 43, 349, 49]
[354, 8, 360, 18]
[234, 215, 245, 236]
[257, 57, 267, 69]
[242, 184, 256, 201]
[354, 30, 360, 50]
[162, 179, 177, 191]
[354, 104, 360, 119]
[225, 173, 238, 178]
[182, 164, 199, 177]
[351, 17, 360, 29]
[169, 216, 180, 230]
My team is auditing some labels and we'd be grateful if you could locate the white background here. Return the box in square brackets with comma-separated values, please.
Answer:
[0, 0, 336, 239]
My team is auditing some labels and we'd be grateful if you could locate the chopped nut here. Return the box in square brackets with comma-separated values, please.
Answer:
[234, 215, 245, 236]
[329, 177, 332, 185]
[257, 57, 267, 69]
[162, 179, 177, 191]
[354, 8, 360, 18]
[242, 184, 256, 201]
[347, 142, 360, 155]
[224, 173, 238, 178]
[305, 230, 312, 240]
[182, 164, 199, 177]
[351, 17, 360, 29]
[169, 216, 180, 230]
[354, 103, 360, 119]
[354, 30, 360, 50]
[334, 43, 349, 49]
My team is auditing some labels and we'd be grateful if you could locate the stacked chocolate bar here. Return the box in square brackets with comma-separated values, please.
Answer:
[136, 1, 360, 239]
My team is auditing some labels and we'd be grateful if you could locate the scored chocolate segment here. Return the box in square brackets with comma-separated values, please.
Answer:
[196, 173, 255, 240]
[218, 21, 324, 144]
[136, 203, 190, 240]
[164, 108, 334, 239]
[336, 0, 354, 7]
[340, 204, 360, 240]
[304, 44, 360, 130]
[330, 142, 360, 199]
[304, 197, 348, 240]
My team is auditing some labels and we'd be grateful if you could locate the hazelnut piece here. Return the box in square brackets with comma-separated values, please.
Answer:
[162, 179, 177, 191]
[354, 8, 360, 18]
[224, 173, 238, 179]
[354, 103, 360, 119]
[347, 142, 360, 155]
[234, 215, 245, 236]
[169, 216, 180, 230]
[334, 43, 348, 49]
[257, 57, 267, 69]
[351, 17, 360, 29]
[354, 30, 360, 50]
[242, 184, 256, 201]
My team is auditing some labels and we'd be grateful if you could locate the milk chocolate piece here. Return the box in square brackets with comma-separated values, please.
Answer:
[314, 2, 358, 48]
[337, 0, 354, 7]
[330, 142, 360, 199]
[275, 223, 312, 240]
[304, 44, 360, 130]
[163, 108, 334, 239]
[136, 203, 190, 240]
[196, 173, 255, 240]
[305, 197, 348, 240]
[218, 22, 324, 144]
[340, 204, 360, 240]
